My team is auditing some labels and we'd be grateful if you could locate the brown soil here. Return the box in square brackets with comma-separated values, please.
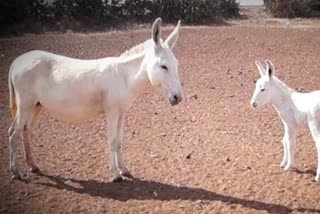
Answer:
[1, 8, 320, 214]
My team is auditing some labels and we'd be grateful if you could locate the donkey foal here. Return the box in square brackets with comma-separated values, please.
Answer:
[251, 59, 320, 182]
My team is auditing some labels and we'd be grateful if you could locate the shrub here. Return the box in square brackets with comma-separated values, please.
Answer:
[0, 0, 240, 34]
[264, 0, 320, 17]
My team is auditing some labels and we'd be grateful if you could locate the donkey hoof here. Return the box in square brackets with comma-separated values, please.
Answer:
[11, 173, 22, 180]
[284, 165, 292, 172]
[30, 165, 40, 173]
[121, 171, 134, 179]
[280, 161, 286, 168]
[112, 176, 124, 183]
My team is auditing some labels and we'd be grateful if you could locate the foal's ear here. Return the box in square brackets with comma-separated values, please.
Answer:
[152, 18, 162, 46]
[255, 60, 266, 76]
[265, 59, 275, 77]
[164, 20, 181, 49]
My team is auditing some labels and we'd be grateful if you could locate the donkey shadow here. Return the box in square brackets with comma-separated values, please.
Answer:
[35, 173, 320, 214]
[294, 168, 317, 176]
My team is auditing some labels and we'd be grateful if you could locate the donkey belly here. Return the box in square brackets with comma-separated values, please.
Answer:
[37, 86, 105, 123]
[44, 101, 104, 123]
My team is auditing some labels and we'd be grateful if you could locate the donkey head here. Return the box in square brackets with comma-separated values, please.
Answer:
[251, 59, 275, 108]
[145, 18, 182, 106]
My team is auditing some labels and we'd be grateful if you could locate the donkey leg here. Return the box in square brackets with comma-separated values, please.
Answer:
[283, 125, 296, 171]
[316, 141, 320, 182]
[22, 106, 42, 173]
[9, 108, 32, 179]
[22, 128, 40, 173]
[280, 136, 288, 168]
[107, 109, 122, 182]
[116, 112, 133, 179]
[307, 119, 320, 182]
[8, 119, 23, 179]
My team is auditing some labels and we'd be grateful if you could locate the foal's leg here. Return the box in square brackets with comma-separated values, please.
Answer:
[283, 124, 296, 171]
[116, 112, 133, 179]
[107, 109, 122, 182]
[307, 119, 320, 182]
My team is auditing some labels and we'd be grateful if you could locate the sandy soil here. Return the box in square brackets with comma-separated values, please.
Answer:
[1, 9, 320, 214]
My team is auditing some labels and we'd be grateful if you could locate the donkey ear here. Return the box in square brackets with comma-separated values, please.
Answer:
[265, 59, 275, 77]
[255, 60, 266, 76]
[152, 18, 162, 46]
[164, 20, 181, 49]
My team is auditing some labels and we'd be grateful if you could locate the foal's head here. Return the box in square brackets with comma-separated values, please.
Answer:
[145, 18, 182, 106]
[251, 59, 276, 108]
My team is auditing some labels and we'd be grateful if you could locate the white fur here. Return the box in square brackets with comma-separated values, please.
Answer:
[251, 59, 320, 182]
[8, 18, 182, 181]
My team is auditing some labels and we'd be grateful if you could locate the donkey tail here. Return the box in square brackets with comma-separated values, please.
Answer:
[8, 68, 17, 120]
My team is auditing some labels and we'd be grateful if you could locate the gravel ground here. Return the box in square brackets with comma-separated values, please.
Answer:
[1, 11, 320, 214]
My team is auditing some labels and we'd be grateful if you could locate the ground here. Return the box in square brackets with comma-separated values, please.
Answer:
[1, 7, 320, 214]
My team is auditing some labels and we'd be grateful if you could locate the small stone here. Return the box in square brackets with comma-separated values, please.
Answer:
[191, 116, 196, 122]
[178, 203, 186, 208]
[0, 207, 8, 212]
[196, 199, 203, 204]
[210, 86, 215, 89]
[185, 153, 191, 159]
[226, 157, 231, 162]
[191, 94, 198, 99]
[246, 166, 252, 170]
[160, 132, 166, 137]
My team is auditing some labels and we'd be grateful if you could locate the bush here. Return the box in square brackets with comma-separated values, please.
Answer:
[264, 0, 320, 17]
[0, 0, 239, 34]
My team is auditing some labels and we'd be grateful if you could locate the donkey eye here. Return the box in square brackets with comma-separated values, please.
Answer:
[160, 65, 168, 70]
[260, 88, 265, 92]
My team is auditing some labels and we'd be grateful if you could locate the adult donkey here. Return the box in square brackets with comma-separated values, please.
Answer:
[8, 18, 182, 182]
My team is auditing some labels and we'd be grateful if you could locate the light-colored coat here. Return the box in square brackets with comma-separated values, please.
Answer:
[251, 60, 320, 182]
[8, 18, 182, 182]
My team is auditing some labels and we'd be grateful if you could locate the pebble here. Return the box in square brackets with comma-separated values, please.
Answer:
[191, 94, 198, 99]
[0, 207, 8, 213]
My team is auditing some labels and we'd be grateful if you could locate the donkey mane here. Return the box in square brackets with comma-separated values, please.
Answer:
[120, 39, 153, 57]
[273, 76, 295, 93]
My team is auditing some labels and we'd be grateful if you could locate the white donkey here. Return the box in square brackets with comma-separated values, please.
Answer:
[8, 18, 182, 182]
[251, 59, 320, 182]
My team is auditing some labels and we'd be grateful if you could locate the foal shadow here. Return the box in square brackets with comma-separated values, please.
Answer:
[35, 173, 320, 214]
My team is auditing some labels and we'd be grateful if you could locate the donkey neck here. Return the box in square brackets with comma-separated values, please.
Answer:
[117, 51, 149, 96]
[271, 77, 296, 115]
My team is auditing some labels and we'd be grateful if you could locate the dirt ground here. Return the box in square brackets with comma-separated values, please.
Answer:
[1, 8, 320, 214]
